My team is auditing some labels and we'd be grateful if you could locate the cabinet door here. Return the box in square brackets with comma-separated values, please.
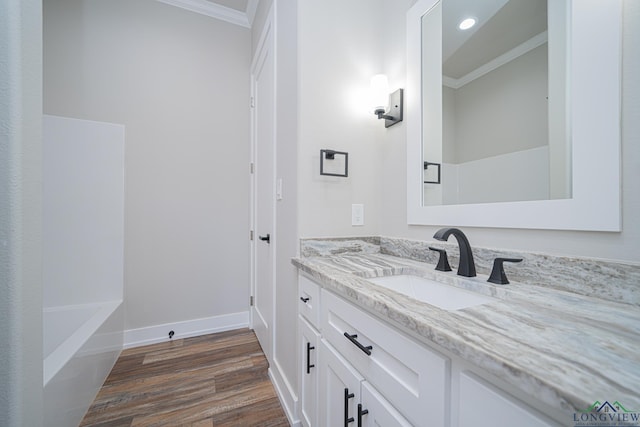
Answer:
[319, 340, 364, 427]
[458, 372, 557, 427]
[360, 381, 412, 427]
[300, 317, 320, 427]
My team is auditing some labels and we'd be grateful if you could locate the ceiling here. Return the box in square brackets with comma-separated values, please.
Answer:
[172, 0, 547, 81]
[442, 0, 547, 81]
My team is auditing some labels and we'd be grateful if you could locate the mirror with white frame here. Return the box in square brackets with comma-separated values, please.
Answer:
[423, 0, 570, 206]
[406, 0, 621, 231]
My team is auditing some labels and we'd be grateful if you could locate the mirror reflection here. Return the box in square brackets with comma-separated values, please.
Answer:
[422, 0, 571, 206]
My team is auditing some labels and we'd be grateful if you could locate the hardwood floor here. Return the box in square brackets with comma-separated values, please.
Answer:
[80, 328, 290, 427]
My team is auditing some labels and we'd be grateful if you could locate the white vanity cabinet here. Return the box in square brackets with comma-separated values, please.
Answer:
[298, 273, 562, 427]
[300, 273, 408, 427]
[298, 274, 321, 427]
[455, 371, 557, 427]
[299, 317, 320, 427]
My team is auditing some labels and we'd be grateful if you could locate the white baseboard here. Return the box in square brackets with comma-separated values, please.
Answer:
[123, 311, 249, 349]
[269, 359, 301, 427]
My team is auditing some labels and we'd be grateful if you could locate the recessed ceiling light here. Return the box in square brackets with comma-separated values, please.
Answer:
[458, 18, 476, 30]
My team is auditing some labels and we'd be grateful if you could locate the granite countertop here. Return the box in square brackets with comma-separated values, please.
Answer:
[292, 252, 640, 415]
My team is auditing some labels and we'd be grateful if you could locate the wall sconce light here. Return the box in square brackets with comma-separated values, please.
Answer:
[371, 74, 403, 128]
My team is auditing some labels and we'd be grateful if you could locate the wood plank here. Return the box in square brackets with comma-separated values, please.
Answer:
[80, 328, 288, 427]
[210, 396, 290, 427]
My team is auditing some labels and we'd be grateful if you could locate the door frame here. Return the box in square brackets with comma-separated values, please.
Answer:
[249, 3, 277, 358]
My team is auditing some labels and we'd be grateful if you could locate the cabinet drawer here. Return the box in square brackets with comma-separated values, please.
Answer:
[298, 274, 321, 328]
[321, 289, 449, 426]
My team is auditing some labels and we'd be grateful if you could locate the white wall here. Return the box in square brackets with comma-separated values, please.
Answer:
[421, 1, 444, 206]
[298, 0, 387, 238]
[248, 1, 300, 421]
[442, 86, 457, 163]
[451, 44, 548, 163]
[379, 0, 640, 263]
[297, 0, 639, 263]
[434, 44, 551, 206]
[0, 0, 44, 425]
[451, 146, 549, 205]
[274, 0, 300, 419]
[43, 115, 124, 308]
[434, 147, 550, 207]
[44, 0, 252, 333]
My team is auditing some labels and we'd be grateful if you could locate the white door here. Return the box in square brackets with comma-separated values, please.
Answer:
[250, 17, 275, 361]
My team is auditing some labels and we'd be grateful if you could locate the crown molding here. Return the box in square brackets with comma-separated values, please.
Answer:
[444, 31, 548, 89]
[246, 0, 258, 27]
[156, 0, 251, 28]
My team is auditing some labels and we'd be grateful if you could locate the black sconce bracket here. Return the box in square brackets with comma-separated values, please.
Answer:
[376, 89, 403, 128]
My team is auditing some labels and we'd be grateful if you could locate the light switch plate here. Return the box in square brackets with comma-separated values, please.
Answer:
[352, 204, 364, 226]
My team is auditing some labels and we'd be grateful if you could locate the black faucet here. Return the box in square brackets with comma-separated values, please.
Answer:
[433, 227, 476, 277]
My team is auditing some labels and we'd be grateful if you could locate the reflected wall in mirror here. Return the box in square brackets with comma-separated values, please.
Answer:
[406, 0, 621, 231]
[421, 0, 571, 207]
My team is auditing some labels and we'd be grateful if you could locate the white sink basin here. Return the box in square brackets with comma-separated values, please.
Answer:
[368, 275, 496, 310]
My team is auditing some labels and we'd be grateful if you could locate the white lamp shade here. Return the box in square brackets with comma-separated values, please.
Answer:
[371, 74, 389, 113]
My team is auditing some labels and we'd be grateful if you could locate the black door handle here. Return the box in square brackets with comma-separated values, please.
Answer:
[357, 403, 369, 426]
[344, 388, 355, 426]
[258, 233, 270, 244]
[344, 332, 373, 356]
[306, 342, 315, 374]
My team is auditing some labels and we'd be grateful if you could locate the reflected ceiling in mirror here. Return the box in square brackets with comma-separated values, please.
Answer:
[421, 0, 571, 207]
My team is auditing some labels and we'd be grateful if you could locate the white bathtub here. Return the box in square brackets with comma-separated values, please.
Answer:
[43, 301, 123, 427]
[43, 116, 125, 425]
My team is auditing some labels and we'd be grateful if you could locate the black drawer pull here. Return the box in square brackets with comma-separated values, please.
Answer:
[306, 342, 315, 374]
[344, 388, 355, 426]
[357, 403, 369, 427]
[300, 297, 310, 303]
[343, 332, 373, 356]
